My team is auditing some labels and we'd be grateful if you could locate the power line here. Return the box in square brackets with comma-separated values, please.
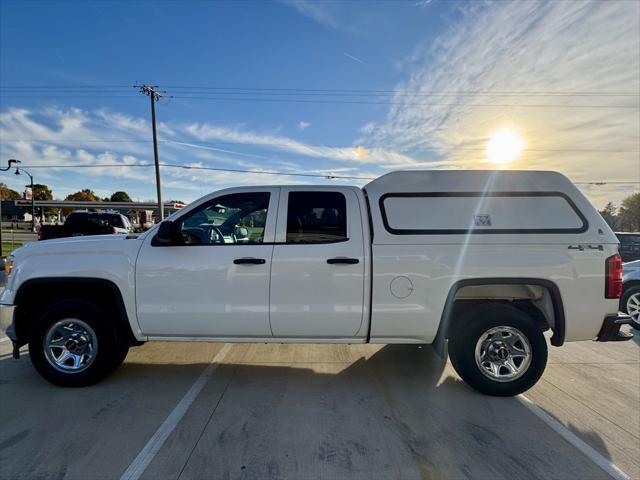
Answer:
[168, 96, 640, 109]
[0, 95, 139, 98]
[1, 85, 638, 97]
[162, 85, 640, 96]
[16, 162, 640, 185]
[19, 163, 376, 180]
[167, 89, 640, 98]
[2, 138, 638, 154]
[0, 85, 131, 89]
[1, 92, 635, 109]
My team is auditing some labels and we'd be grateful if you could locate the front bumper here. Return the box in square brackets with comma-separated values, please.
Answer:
[596, 313, 634, 342]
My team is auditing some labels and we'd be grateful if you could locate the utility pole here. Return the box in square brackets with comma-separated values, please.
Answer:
[136, 84, 168, 221]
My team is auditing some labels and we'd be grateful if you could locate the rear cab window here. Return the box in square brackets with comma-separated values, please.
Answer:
[286, 191, 347, 244]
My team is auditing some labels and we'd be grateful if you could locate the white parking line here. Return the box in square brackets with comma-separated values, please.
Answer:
[517, 394, 630, 480]
[120, 343, 233, 480]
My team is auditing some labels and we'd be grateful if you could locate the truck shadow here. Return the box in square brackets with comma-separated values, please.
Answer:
[0, 344, 617, 480]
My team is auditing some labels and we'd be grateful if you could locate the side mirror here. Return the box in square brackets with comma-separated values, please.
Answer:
[155, 220, 179, 245]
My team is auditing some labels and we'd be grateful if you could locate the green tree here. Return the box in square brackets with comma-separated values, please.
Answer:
[110, 191, 133, 202]
[65, 189, 99, 202]
[618, 192, 640, 232]
[31, 184, 56, 216]
[599, 202, 618, 230]
[0, 183, 22, 201]
[32, 184, 53, 201]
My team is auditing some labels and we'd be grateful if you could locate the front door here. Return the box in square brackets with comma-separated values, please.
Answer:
[269, 188, 366, 338]
[136, 188, 278, 337]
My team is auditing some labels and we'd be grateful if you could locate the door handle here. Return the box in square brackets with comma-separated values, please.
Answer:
[327, 257, 359, 265]
[233, 258, 266, 265]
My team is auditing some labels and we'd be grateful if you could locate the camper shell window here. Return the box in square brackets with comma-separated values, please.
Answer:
[379, 191, 588, 235]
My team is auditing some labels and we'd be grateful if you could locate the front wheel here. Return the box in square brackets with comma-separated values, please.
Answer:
[29, 300, 125, 387]
[448, 304, 548, 396]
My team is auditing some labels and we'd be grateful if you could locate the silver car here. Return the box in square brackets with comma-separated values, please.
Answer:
[622, 260, 640, 330]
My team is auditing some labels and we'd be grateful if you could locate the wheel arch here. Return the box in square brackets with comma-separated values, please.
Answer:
[623, 280, 640, 292]
[12, 277, 142, 348]
[433, 278, 566, 357]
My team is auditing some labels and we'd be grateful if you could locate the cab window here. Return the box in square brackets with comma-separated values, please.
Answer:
[286, 191, 347, 244]
[178, 192, 269, 245]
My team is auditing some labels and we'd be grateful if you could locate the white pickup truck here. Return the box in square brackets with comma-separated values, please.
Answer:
[1, 170, 632, 396]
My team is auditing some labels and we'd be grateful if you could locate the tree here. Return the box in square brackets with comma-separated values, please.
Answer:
[618, 192, 640, 232]
[65, 189, 99, 202]
[599, 202, 619, 230]
[31, 184, 56, 217]
[110, 191, 132, 202]
[32, 184, 53, 201]
[0, 183, 22, 201]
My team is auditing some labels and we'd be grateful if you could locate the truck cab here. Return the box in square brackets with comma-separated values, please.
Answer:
[136, 186, 370, 340]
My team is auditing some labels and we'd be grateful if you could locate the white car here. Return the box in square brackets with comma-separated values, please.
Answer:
[621, 260, 640, 330]
[0, 170, 632, 395]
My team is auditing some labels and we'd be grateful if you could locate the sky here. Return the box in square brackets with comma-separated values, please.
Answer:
[0, 0, 638, 208]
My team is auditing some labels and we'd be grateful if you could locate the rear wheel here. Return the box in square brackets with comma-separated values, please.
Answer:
[29, 300, 126, 387]
[620, 286, 640, 331]
[449, 304, 548, 396]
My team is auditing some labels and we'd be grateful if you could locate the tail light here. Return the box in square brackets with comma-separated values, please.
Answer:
[37, 231, 42, 241]
[605, 254, 622, 298]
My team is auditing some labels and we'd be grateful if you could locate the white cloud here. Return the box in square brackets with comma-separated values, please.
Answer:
[0, 107, 416, 202]
[359, 0, 640, 207]
[184, 122, 417, 166]
[343, 52, 366, 65]
[297, 120, 311, 131]
[279, 0, 345, 32]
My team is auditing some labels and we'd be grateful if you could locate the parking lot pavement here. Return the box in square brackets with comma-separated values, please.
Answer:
[1, 335, 638, 480]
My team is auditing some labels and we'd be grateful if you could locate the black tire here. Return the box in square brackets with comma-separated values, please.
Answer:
[29, 299, 126, 387]
[620, 286, 640, 331]
[111, 341, 130, 369]
[448, 303, 548, 396]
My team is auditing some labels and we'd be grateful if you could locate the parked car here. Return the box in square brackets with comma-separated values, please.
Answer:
[621, 260, 640, 330]
[616, 232, 640, 262]
[38, 210, 132, 241]
[1, 170, 632, 395]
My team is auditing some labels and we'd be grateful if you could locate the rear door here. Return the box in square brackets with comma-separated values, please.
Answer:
[269, 188, 366, 338]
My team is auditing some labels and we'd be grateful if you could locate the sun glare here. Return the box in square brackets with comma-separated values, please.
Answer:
[486, 128, 524, 165]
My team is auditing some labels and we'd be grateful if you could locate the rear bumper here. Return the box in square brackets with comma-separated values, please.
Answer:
[596, 313, 634, 342]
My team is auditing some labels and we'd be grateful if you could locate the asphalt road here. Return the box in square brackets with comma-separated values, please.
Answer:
[0, 331, 638, 480]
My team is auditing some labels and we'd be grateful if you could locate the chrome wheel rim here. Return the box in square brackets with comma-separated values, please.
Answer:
[475, 326, 532, 383]
[626, 293, 640, 323]
[43, 319, 98, 373]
